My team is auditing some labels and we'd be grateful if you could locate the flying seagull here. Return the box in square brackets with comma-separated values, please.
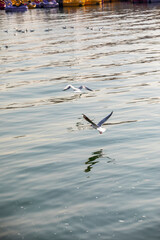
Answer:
[63, 84, 93, 93]
[82, 111, 113, 134]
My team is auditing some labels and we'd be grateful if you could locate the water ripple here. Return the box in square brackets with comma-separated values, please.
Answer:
[1, 3, 160, 240]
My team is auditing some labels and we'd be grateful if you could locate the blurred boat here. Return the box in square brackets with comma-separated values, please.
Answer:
[31, 0, 43, 7]
[62, 0, 85, 7]
[62, 0, 102, 7]
[23, 0, 36, 8]
[0, 0, 6, 9]
[5, 0, 28, 11]
[40, 0, 59, 8]
[85, 0, 101, 5]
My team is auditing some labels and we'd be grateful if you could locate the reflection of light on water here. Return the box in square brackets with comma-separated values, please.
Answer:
[84, 149, 115, 173]
[0, 90, 96, 110]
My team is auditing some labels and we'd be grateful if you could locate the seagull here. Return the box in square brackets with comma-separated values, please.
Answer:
[82, 111, 113, 134]
[63, 84, 93, 93]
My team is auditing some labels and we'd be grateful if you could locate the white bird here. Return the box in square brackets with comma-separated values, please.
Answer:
[82, 111, 113, 134]
[63, 84, 93, 93]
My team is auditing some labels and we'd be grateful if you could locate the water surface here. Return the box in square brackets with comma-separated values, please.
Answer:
[0, 2, 160, 240]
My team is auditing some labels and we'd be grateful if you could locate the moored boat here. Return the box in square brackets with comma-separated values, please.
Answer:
[0, 0, 6, 10]
[31, 0, 43, 7]
[62, 0, 85, 7]
[40, 0, 59, 8]
[85, 0, 101, 5]
[0, 0, 6, 9]
[22, 0, 36, 8]
[5, 0, 28, 11]
[27, 0, 36, 8]
[5, 5, 28, 11]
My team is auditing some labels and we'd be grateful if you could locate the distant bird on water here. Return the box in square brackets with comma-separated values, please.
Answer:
[63, 84, 93, 93]
[82, 111, 113, 134]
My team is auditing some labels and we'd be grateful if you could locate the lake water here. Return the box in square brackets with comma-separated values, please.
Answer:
[0, 2, 160, 240]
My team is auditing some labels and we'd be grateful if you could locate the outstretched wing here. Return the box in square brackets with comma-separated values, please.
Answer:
[97, 111, 113, 127]
[63, 85, 71, 91]
[79, 85, 93, 91]
[63, 85, 78, 91]
[82, 114, 97, 128]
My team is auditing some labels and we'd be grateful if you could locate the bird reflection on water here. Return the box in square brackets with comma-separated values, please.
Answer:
[85, 149, 103, 173]
[84, 149, 115, 173]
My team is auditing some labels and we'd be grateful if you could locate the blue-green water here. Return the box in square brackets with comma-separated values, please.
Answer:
[0, 3, 160, 240]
